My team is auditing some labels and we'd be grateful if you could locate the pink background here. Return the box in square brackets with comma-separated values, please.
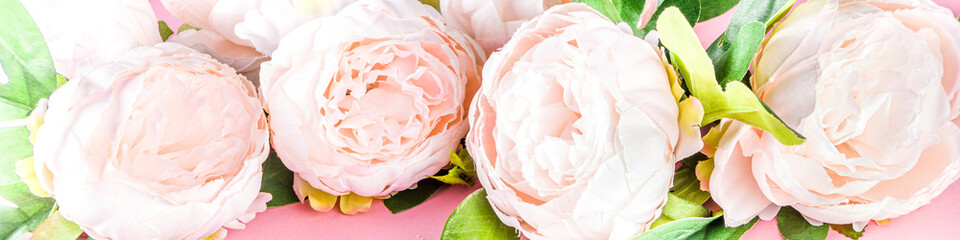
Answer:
[147, 0, 960, 239]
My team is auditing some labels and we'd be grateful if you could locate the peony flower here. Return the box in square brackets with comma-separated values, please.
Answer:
[704, 0, 960, 230]
[21, 0, 161, 79]
[161, 0, 355, 55]
[467, 3, 703, 240]
[439, 0, 656, 55]
[32, 43, 271, 240]
[259, 0, 484, 210]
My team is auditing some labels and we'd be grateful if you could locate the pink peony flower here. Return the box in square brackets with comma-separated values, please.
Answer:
[467, 3, 703, 240]
[705, 0, 960, 230]
[32, 43, 271, 240]
[259, 0, 484, 201]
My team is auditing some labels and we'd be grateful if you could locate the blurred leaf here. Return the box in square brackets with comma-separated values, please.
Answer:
[260, 153, 298, 208]
[383, 178, 445, 214]
[177, 23, 199, 33]
[441, 189, 519, 240]
[670, 167, 710, 205]
[575, 0, 623, 23]
[638, 214, 758, 240]
[697, 0, 740, 22]
[431, 150, 477, 187]
[712, 21, 765, 86]
[0, 0, 57, 115]
[0, 0, 57, 186]
[0, 182, 56, 240]
[651, 193, 712, 228]
[55, 74, 66, 88]
[680, 152, 708, 167]
[776, 207, 828, 240]
[420, 0, 439, 11]
[830, 224, 864, 240]
[31, 210, 82, 240]
[656, 7, 804, 145]
[705, 0, 795, 87]
[158, 21, 174, 41]
[638, 0, 701, 37]
[612, 0, 648, 35]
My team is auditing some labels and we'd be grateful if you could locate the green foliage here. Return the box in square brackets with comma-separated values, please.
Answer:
[259, 153, 299, 208]
[656, 7, 804, 145]
[158, 21, 174, 41]
[651, 193, 713, 228]
[430, 150, 477, 187]
[0, 1, 60, 238]
[441, 189, 519, 240]
[697, 0, 740, 22]
[830, 224, 864, 240]
[670, 167, 710, 205]
[637, 214, 758, 240]
[705, 0, 797, 84]
[30, 210, 83, 240]
[177, 23, 199, 33]
[776, 207, 828, 240]
[0, 182, 56, 240]
[383, 178, 445, 214]
[637, 0, 701, 37]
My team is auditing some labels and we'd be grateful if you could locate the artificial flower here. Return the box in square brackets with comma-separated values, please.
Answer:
[259, 0, 484, 212]
[703, 0, 960, 230]
[467, 3, 703, 239]
[32, 43, 271, 240]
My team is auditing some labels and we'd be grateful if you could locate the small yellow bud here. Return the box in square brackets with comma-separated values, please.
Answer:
[338, 193, 373, 215]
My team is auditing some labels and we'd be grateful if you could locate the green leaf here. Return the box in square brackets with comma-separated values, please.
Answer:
[680, 152, 708, 167]
[383, 178, 445, 214]
[0, 0, 58, 187]
[574, 0, 623, 23]
[431, 150, 477, 187]
[0, 182, 56, 240]
[441, 189, 519, 240]
[0, 127, 31, 186]
[707, 0, 796, 82]
[670, 167, 710, 205]
[260, 153, 299, 208]
[0, 0, 58, 117]
[177, 23, 199, 33]
[606, 0, 651, 36]
[637, 214, 758, 240]
[420, 0, 439, 11]
[830, 224, 864, 240]
[55, 74, 66, 88]
[712, 21, 765, 86]
[656, 7, 804, 146]
[776, 207, 828, 240]
[697, 0, 740, 22]
[158, 21, 174, 42]
[638, 0, 701, 37]
[651, 193, 712, 228]
[30, 210, 83, 240]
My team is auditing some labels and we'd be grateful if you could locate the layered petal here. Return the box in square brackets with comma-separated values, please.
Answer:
[32, 43, 270, 240]
[260, 0, 484, 198]
[710, 0, 960, 227]
[467, 3, 696, 239]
